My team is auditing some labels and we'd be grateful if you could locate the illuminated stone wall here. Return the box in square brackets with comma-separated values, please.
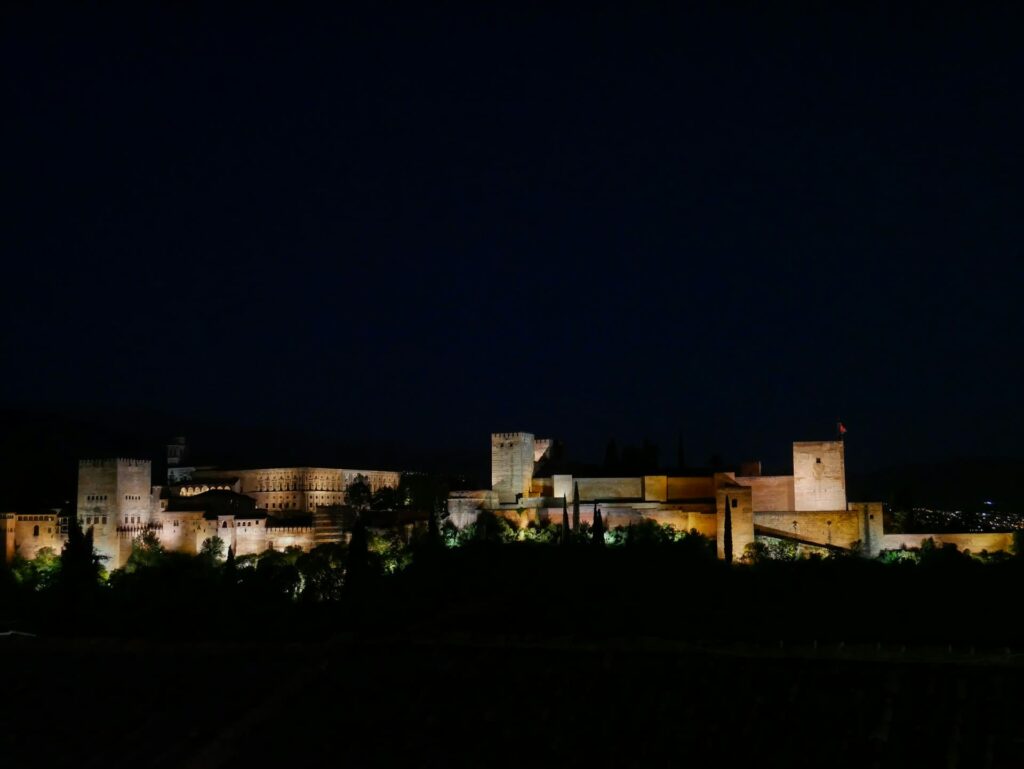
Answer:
[491, 433, 536, 504]
[77, 458, 154, 568]
[0, 512, 63, 562]
[666, 476, 715, 501]
[736, 475, 795, 512]
[717, 486, 755, 559]
[754, 510, 862, 549]
[793, 441, 846, 511]
[195, 467, 401, 514]
[879, 532, 1014, 554]
[265, 524, 315, 552]
[575, 477, 643, 501]
[154, 510, 207, 555]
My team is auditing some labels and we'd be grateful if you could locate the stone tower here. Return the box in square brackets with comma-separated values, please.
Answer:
[491, 433, 536, 504]
[77, 458, 154, 569]
[792, 441, 847, 511]
[166, 437, 194, 483]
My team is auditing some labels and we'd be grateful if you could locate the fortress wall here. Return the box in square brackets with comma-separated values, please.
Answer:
[6, 513, 63, 561]
[576, 478, 643, 501]
[793, 442, 846, 511]
[717, 488, 755, 559]
[1, 514, 15, 563]
[553, 475, 574, 502]
[233, 520, 267, 556]
[639, 509, 718, 537]
[736, 475, 794, 512]
[643, 476, 667, 502]
[848, 502, 885, 556]
[754, 510, 862, 549]
[265, 527, 315, 552]
[155, 511, 206, 555]
[492, 433, 535, 503]
[211, 468, 401, 513]
[666, 476, 715, 500]
[530, 478, 553, 497]
[880, 532, 1014, 554]
[117, 460, 153, 524]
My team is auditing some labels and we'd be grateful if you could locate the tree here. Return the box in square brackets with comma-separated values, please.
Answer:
[425, 497, 442, 548]
[723, 494, 733, 565]
[60, 515, 104, 591]
[124, 530, 165, 573]
[11, 547, 61, 591]
[592, 504, 604, 547]
[345, 476, 373, 513]
[370, 485, 398, 512]
[572, 482, 580, 532]
[345, 516, 370, 594]
[561, 495, 570, 545]
[200, 536, 226, 562]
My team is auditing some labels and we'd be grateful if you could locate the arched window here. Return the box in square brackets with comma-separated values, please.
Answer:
[32, 525, 39, 537]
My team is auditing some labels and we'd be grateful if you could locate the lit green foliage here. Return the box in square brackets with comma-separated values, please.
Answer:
[11, 547, 61, 591]
[472, 510, 518, 543]
[124, 531, 165, 573]
[368, 529, 411, 574]
[522, 520, 558, 545]
[880, 546, 919, 564]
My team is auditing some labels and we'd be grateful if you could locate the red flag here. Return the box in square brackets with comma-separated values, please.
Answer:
[838, 422, 847, 435]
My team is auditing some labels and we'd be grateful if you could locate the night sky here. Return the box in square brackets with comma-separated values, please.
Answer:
[3, 4, 1023, 477]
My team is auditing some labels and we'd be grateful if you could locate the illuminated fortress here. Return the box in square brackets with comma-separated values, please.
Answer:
[1, 432, 1014, 570]
[448, 432, 1016, 558]
[1, 438, 402, 571]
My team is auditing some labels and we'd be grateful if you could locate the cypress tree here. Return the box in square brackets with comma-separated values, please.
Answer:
[593, 504, 604, 547]
[345, 515, 370, 594]
[427, 497, 441, 546]
[561, 495, 570, 545]
[572, 482, 580, 531]
[59, 514, 102, 592]
[723, 494, 733, 565]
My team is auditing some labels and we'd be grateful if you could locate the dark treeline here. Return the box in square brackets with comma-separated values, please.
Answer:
[6, 513, 1024, 647]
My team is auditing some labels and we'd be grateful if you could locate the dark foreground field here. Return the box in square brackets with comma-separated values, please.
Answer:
[3, 632, 1024, 769]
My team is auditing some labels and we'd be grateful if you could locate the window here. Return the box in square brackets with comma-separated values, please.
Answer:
[816, 457, 821, 464]
[102, 517, 107, 524]
[33, 525, 39, 537]
[731, 498, 738, 509]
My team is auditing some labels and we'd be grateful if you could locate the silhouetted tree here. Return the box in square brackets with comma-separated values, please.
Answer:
[371, 485, 398, 512]
[426, 497, 442, 547]
[345, 515, 370, 593]
[561, 496, 570, 545]
[200, 536, 226, 562]
[572, 482, 580, 532]
[124, 530, 165, 573]
[59, 515, 103, 591]
[723, 494, 733, 564]
[345, 476, 373, 513]
[593, 505, 604, 547]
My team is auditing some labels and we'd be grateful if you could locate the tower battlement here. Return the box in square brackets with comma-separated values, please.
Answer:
[492, 432, 534, 442]
[78, 457, 151, 469]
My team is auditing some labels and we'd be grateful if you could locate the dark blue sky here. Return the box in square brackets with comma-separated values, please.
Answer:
[2, 3, 1022, 474]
